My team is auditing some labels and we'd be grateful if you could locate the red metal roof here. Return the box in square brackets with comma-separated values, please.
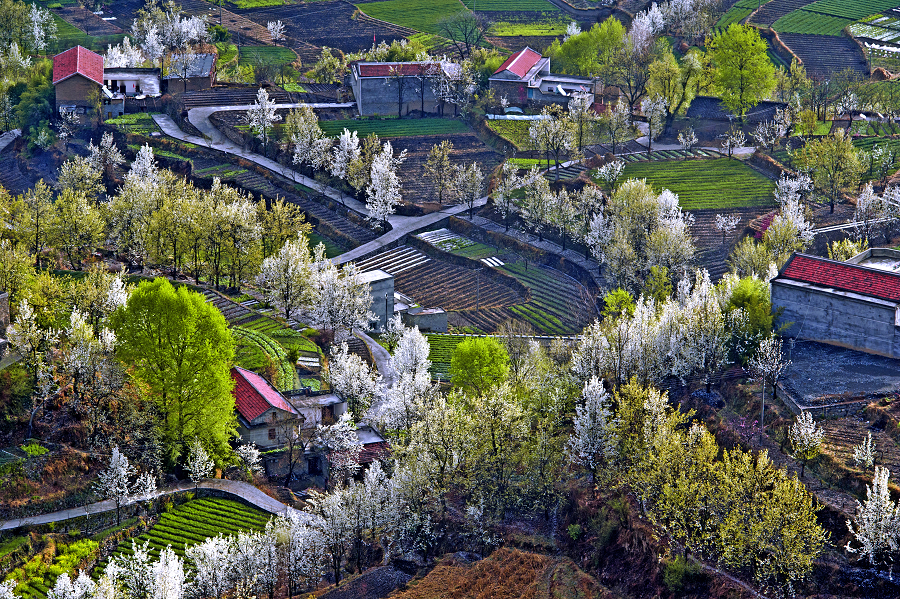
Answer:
[53, 46, 104, 85]
[232, 366, 297, 423]
[357, 63, 433, 77]
[778, 254, 900, 303]
[493, 47, 542, 79]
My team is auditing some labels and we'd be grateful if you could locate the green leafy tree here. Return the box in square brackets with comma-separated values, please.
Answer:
[110, 278, 236, 466]
[449, 336, 509, 396]
[707, 24, 776, 119]
[796, 129, 862, 214]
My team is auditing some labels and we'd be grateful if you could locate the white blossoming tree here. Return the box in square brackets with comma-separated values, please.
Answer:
[493, 161, 522, 231]
[95, 446, 136, 525]
[47, 572, 94, 599]
[568, 377, 616, 490]
[288, 105, 332, 170]
[789, 411, 824, 478]
[642, 94, 668, 154]
[235, 444, 263, 474]
[245, 87, 282, 154]
[266, 20, 285, 46]
[366, 141, 407, 230]
[714, 213, 741, 244]
[185, 535, 234, 599]
[185, 438, 215, 489]
[846, 466, 900, 564]
[330, 128, 361, 183]
[853, 432, 877, 471]
[594, 159, 625, 192]
[150, 547, 184, 599]
[748, 334, 791, 437]
[326, 342, 380, 419]
[315, 413, 363, 487]
[256, 232, 315, 321]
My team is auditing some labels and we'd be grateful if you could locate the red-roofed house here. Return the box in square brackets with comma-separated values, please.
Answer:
[771, 250, 900, 357]
[232, 366, 300, 449]
[349, 61, 457, 116]
[53, 46, 105, 116]
[488, 46, 596, 106]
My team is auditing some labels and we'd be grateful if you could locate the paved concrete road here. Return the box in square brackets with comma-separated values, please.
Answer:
[0, 479, 294, 532]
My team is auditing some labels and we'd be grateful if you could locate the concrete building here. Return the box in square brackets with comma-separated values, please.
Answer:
[360, 269, 394, 331]
[164, 53, 216, 94]
[290, 392, 347, 428]
[104, 68, 161, 98]
[488, 47, 596, 106]
[53, 46, 104, 115]
[232, 366, 299, 449]
[771, 251, 900, 358]
[349, 61, 453, 117]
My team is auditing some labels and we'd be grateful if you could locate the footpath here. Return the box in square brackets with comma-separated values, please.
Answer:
[0, 479, 294, 532]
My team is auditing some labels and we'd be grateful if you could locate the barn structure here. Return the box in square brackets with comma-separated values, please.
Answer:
[771, 250, 900, 358]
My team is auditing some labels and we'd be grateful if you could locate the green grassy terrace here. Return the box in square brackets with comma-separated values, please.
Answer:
[319, 118, 470, 138]
[606, 158, 777, 210]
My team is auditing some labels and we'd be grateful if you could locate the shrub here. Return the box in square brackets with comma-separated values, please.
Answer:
[663, 555, 702, 592]
[567, 524, 583, 541]
[20, 443, 48, 457]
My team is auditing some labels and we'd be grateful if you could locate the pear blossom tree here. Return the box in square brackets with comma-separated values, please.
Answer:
[595, 160, 625, 192]
[94, 446, 136, 524]
[186, 438, 214, 489]
[1, 581, 20, 599]
[310, 249, 375, 343]
[306, 487, 353, 585]
[493, 161, 522, 231]
[288, 105, 332, 170]
[330, 128, 361, 184]
[748, 335, 791, 437]
[568, 377, 616, 490]
[27, 5, 57, 52]
[256, 232, 315, 321]
[109, 540, 154, 599]
[235, 444, 263, 474]
[642, 94, 668, 154]
[381, 314, 404, 353]
[315, 413, 363, 487]
[47, 572, 94, 599]
[853, 432, 877, 470]
[366, 141, 407, 230]
[325, 342, 380, 419]
[790, 411, 824, 478]
[149, 547, 185, 599]
[604, 99, 631, 155]
[714, 213, 741, 244]
[721, 127, 746, 158]
[185, 535, 234, 599]
[454, 161, 484, 218]
[267, 20, 286, 46]
[846, 465, 900, 564]
[105, 38, 145, 69]
[677, 127, 698, 153]
[245, 88, 282, 155]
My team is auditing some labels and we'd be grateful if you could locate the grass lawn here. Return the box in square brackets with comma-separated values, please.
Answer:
[486, 119, 531, 150]
[238, 46, 297, 67]
[319, 118, 470, 137]
[490, 20, 568, 36]
[607, 158, 777, 210]
[357, 0, 467, 35]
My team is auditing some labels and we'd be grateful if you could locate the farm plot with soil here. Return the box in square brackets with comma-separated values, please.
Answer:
[820, 415, 900, 483]
[241, 0, 414, 64]
[387, 132, 503, 206]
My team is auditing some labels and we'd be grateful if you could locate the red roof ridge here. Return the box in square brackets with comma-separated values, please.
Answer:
[777, 252, 900, 303]
[492, 46, 542, 78]
[53, 46, 104, 86]
[232, 366, 297, 423]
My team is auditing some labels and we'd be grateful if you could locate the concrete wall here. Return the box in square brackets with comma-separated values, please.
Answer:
[368, 277, 394, 331]
[165, 75, 213, 95]
[402, 308, 447, 332]
[772, 279, 900, 358]
[489, 80, 528, 105]
[354, 77, 442, 117]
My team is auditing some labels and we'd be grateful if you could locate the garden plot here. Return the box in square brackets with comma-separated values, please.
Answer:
[355, 0, 465, 36]
[605, 158, 777, 210]
[751, 0, 811, 26]
[462, 0, 559, 11]
[390, 132, 502, 205]
[241, 1, 414, 73]
[820, 416, 900, 482]
[355, 246, 525, 311]
[104, 498, 268, 563]
[417, 229, 499, 260]
[58, 7, 124, 36]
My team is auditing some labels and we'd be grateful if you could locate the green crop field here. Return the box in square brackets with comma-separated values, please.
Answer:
[108, 113, 162, 135]
[716, 7, 751, 29]
[462, 0, 558, 10]
[239, 46, 297, 67]
[773, 10, 852, 35]
[773, 0, 900, 35]
[486, 119, 531, 150]
[424, 333, 468, 379]
[228, 0, 288, 7]
[106, 498, 269, 562]
[51, 14, 127, 53]
[490, 21, 568, 36]
[357, 0, 467, 35]
[604, 158, 777, 210]
[319, 118, 469, 137]
[233, 325, 298, 390]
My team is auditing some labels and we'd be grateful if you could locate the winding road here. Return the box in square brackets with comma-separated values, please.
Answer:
[0, 479, 295, 532]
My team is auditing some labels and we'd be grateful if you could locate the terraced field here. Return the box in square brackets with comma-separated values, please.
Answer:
[773, 10, 854, 35]
[104, 498, 269, 562]
[357, 0, 468, 35]
[424, 333, 467, 379]
[778, 32, 869, 77]
[462, 0, 558, 10]
[751, 0, 812, 26]
[237, 45, 298, 68]
[607, 158, 777, 210]
[356, 246, 525, 312]
[319, 118, 470, 138]
[821, 416, 900, 481]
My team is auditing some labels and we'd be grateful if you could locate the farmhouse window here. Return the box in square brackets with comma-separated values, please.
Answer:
[271, 411, 278, 422]
[268, 428, 276, 440]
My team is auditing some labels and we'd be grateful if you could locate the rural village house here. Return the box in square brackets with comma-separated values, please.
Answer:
[164, 53, 217, 94]
[349, 61, 457, 117]
[488, 46, 597, 107]
[772, 249, 900, 359]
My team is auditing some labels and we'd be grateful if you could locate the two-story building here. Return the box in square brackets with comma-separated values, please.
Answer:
[232, 366, 300, 449]
[53, 46, 105, 116]
[488, 47, 596, 107]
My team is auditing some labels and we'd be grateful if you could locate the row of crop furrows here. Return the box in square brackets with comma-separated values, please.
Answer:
[778, 33, 869, 77]
[751, 0, 810, 26]
[182, 87, 293, 109]
[499, 262, 595, 329]
[394, 261, 525, 312]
